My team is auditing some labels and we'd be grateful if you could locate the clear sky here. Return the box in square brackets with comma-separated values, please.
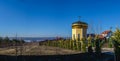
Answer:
[0, 0, 120, 37]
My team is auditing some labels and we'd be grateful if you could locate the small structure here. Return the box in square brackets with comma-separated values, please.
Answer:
[72, 18, 88, 40]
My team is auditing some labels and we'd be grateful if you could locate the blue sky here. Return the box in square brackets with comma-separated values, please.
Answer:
[0, 0, 120, 37]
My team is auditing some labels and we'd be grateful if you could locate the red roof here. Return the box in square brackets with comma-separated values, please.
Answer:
[98, 30, 111, 39]
[101, 30, 111, 34]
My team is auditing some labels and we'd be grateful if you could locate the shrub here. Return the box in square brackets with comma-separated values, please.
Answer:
[81, 38, 87, 53]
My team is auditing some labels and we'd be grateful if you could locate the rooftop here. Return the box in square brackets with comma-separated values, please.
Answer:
[101, 30, 111, 34]
[72, 21, 88, 25]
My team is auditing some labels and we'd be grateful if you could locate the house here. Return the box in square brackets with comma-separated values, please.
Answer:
[99, 30, 112, 39]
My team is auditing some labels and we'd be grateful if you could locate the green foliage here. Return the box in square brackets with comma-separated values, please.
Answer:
[0, 37, 3, 44]
[78, 41, 81, 51]
[39, 37, 91, 53]
[113, 28, 120, 43]
[100, 39, 105, 47]
[108, 38, 113, 48]
[88, 46, 93, 53]
[0, 37, 25, 47]
[91, 39, 95, 47]
[112, 28, 120, 60]
[73, 40, 76, 50]
[3, 36, 10, 43]
[87, 36, 92, 47]
[94, 35, 101, 54]
[81, 38, 87, 53]
[70, 40, 74, 50]
[87, 35, 93, 53]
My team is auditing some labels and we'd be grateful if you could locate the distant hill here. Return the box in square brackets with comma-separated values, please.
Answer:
[8, 37, 71, 42]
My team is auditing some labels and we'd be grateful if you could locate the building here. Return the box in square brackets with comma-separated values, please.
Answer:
[72, 21, 88, 40]
[99, 30, 112, 39]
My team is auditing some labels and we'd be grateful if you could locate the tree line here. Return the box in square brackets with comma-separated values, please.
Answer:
[39, 35, 105, 54]
[0, 37, 25, 47]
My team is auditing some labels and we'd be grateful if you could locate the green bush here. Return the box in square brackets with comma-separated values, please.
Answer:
[81, 38, 87, 53]
[94, 35, 101, 55]
[112, 28, 120, 61]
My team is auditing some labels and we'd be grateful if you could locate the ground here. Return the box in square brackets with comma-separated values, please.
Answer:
[0, 43, 80, 55]
[0, 43, 114, 61]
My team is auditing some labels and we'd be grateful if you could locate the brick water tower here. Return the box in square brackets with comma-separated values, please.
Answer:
[72, 18, 88, 41]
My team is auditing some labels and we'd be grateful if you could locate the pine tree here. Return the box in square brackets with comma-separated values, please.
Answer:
[87, 35, 92, 47]
[0, 37, 3, 47]
[78, 41, 81, 51]
[81, 38, 87, 53]
[94, 35, 101, 55]
[108, 37, 113, 48]
[87, 35, 93, 53]
[112, 28, 120, 61]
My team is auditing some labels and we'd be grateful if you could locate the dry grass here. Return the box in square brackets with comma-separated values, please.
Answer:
[0, 43, 80, 55]
[0, 42, 114, 56]
[23, 45, 80, 55]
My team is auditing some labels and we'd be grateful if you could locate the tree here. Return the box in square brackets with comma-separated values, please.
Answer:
[87, 35, 93, 53]
[3, 36, 10, 47]
[0, 37, 3, 47]
[94, 35, 101, 55]
[81, 38, 87, 53]
[88, 46, 93, 53]
[4, 36, 9, 42]
[108, 37, 113, 48]
[87, 35, 92, 47]
[73, 40, 77, 50]
[113, 28, 120, 43]
[78, 41, 81, 51]
[112, 28, 120, 61]
[0, 37, 3, 42]
[76, 38, 80, 50]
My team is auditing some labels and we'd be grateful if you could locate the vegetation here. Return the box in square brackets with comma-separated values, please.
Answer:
[87, 36, 93, 53]
[39, 37, 97, 53]
[112, 28, 120, 61]
[81, 38, 87, 53]
[39, 36, 107, 54]
[94, 35, 101, 55]
[108, 37, 113, 48]
[0, 36, 25, 47]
